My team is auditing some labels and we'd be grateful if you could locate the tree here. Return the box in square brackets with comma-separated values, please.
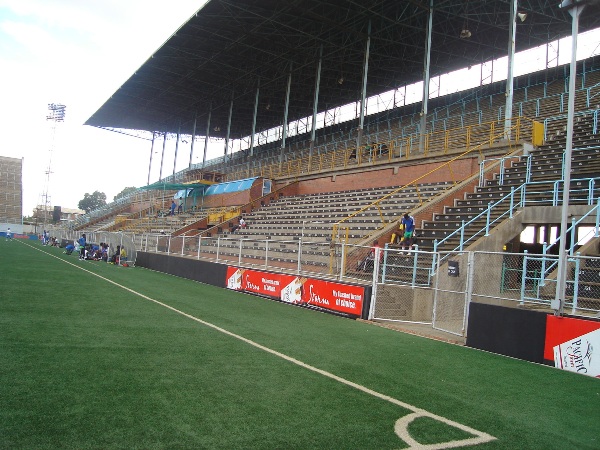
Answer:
[78, 191, 107, 213]
[113, 186, 137, 201]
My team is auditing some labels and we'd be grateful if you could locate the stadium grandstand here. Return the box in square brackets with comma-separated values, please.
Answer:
[53, 0, 600, 343]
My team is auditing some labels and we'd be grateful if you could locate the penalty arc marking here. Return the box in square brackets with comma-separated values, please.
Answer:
[28, 243, 496, 449]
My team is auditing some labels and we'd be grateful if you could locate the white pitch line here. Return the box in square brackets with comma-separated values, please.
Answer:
[27, 243, 496, 449]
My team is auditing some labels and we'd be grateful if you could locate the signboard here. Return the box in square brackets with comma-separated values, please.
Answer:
[553, 328, 600, 377]
[545, 315, 600, 378]
[226, 267, 365, 317]
[448, 260, 459, 277]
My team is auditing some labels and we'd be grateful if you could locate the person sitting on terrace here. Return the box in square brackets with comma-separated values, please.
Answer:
[357, 241, 381, 272]
[379, 142, 389, 157]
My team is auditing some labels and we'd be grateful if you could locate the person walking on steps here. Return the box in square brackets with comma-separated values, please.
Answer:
[400, 213, 415, 254]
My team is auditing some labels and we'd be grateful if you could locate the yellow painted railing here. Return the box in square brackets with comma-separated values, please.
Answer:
[330, 117, 534, 246]
[226, 116, 534, 182]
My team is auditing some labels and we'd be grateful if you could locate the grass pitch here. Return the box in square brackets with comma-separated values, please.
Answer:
[0, 239, 598, 449]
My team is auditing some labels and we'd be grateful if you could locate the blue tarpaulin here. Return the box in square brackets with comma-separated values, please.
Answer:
[204, 177, 257, 196]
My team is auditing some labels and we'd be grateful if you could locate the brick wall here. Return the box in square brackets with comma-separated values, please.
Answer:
[292, 157, 479, 196]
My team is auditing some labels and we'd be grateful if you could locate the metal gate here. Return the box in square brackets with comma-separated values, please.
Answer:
[432, 251, 471, 336]
[369, 247, 470, 337]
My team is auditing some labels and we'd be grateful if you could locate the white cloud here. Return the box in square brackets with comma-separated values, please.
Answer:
[0, 0, 205, 215]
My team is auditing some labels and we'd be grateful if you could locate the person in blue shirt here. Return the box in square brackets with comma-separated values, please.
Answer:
[170, 200, 176, 216]
[400, 213, 415, 253]
[64, 243, 75, 255]
[78, 234, 86, 260]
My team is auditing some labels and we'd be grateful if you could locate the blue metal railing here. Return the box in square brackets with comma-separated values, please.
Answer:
[543, 107, 598, 142]
[431, 184, 527, 273]
[478, 154, 524, 187]
[531, 199, 600, 283]
[431, 178, 600, 275]
[382, 244, 431, 287]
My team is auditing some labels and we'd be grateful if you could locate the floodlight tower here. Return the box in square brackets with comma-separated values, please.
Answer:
[42, 103, 66, 228]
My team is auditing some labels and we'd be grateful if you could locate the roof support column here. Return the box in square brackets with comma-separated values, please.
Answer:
[203, 102, 212, 167]
[419, 0, 434, 154]
[309, 45, 323, 161]
[188, 112, 197, 168]
[554, 0, 586, 316]
[159, 131, 167, 181]
[280, 63, 293, 166]
[172, 121, 181, 180]
[147, 132, 156, 186]
[356, 20, 372, 150]
[224, 92, 234, 161]
[503, 0, 518, 139]
[250, 79, 260, 158]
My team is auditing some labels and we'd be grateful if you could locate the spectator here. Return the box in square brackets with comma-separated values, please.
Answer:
[379, 142, 389, 157]
[177, 200, 183, 214]
[110, 245, 121, 264]
[231, 217, 245, 233]
[101, 243, 109, 262]
[78, 234, 87, 260]
[119, 246, 127, 265]
[6, 228, 12, 241]
[390, 221, 404, 245]
[170, 200, 177, 216]
[64, 243, 75, 255]
[358, 241, 381, 272]
[400, 213, 415, 253]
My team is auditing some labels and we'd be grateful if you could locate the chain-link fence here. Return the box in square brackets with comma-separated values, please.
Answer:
[568, 254, 600, 313]
[367, 246, 436, 324]
[74, 230, 599, 325]
[369, 247, 600, 336]
[471, 251, 545, 306]
[471, 251, 600, 316]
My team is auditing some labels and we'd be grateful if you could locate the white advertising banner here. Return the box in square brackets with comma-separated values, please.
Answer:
[553, 328, 600, 378]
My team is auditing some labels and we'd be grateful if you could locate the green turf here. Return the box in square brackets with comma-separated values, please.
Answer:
[1, 239, 599, 449]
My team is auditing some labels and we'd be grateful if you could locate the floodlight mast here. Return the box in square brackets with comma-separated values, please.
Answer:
[553, 0, 591, 315]
[42, 103, 66, 229]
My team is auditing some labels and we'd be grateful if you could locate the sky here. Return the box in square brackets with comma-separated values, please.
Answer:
[0, 0, 208, 216]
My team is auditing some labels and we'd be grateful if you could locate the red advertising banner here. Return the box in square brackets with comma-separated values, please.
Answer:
[225, 267, 365, 316]
[544, 315, 600, 361]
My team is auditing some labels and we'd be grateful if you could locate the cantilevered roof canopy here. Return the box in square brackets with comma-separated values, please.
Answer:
[142, 181, 212, 191]
[86, 0, 600, 140]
